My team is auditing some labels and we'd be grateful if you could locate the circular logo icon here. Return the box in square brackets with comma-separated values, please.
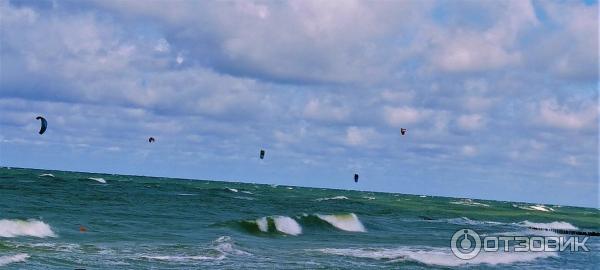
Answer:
[451, 229, 481, 260]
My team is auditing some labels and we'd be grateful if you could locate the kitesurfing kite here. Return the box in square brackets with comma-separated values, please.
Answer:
[259, 149, 265, 159]
[400, 128, 407, 135]
[148, 137, 155, 143]
[354, 173, 359, 183]
[36, 116, 47, 135]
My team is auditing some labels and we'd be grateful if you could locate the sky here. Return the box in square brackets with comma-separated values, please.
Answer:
[0, 0, 598, 207]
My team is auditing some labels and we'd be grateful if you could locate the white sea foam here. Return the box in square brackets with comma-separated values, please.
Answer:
[419, 195, 427, 198]
[450, 199, 490, 207]
[438, 217, 503, 226]
[142, 236, 250, 262]
[256, 217, 268, 232]
[518, 221, 578, 230]
[143, 255, 220, 261]
[529, 205, 554, 212]
[39, 173, 54, 177]
[233, 196, 255, 201]
[513, 204, 554, 212]
[316, 213, 366, 232]
[362, 196, 376, 200]
[177, 193, 196, 196]
[212, 236, 252, 256]
[273, 216, 302, 236]
[27, 243, 80, 252]
[315, 196, 348, 201]
[88, 177, 106, 183]
[225, 188, 238, 193]
[0, 219, 56, 238]
[0, 254, 29, 266]
[251, 216, 302, 235]
[316, 246, 556, 267]
[241, 190, 253, 194]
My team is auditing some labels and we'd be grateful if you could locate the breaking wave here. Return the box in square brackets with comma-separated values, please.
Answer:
[0, 254, 29, 266]
[517, 221, 578, 230]
[513, 204, 554, 212]
[273, 216, 302, 235]
[316, 246, 556, 267]
[427, 217, 504, 226]
[231, 213, 365, 235]
[315, 196, 348, 201]
[88, 177, 106, 183]
[39, 173, 54, 177]
[142, 236, 250, 262]
[450, 199, 490, 207]
[315, 214, 366, 232]
[0, 219, 56, 238]
[244, 216, 302, 235]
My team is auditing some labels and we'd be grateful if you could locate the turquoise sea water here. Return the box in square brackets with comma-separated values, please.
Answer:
[0, 167, 598, 269]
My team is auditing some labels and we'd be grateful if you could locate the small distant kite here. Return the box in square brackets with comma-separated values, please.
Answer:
[36, 116, 47, 135]
[400, 128, 407, 135]
[259, 149, 265, 159]
[354, 174, 359, 183]
[148, 137, 155, 143]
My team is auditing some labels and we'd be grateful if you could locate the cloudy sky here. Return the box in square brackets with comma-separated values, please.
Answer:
[1, 0, 598, 207]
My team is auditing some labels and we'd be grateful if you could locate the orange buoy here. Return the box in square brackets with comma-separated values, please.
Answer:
[79, 226, 87, 232]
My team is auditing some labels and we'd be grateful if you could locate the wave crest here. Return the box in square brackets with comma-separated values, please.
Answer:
[233, 213, 366, 235]
[0, 254, 29, 266]
[273, 216, 302, 236]
[513, 204, 555, 212]
[238, 215, 302, 236]
[315, 196, 348, 201]
[518, 221, 578, 230]
[315, 213, 366, 232]
[0, 219, 56, 238]
[88, 177, 106, 183]
[450, 199, 490, 207]
[316, 246, 556, 267]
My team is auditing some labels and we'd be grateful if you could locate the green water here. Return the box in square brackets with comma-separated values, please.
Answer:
[0, 167, 598, 269]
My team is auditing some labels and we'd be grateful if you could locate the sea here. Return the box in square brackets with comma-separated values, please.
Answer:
[0, 167, 598, 269]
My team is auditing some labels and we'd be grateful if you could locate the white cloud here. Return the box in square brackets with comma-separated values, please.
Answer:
[176, 53, 184, 64]
[154, 38, 170, 52]
[379, 89, 415, 103]
[428, 0, 538, 72]
[461, 145, 478, 157]
[563, 155, 578, 166]
[537, 99, 598, 130]
[303, 99, 350, 123]
[432, 34, 521, 72]
[383, 106, 427, 127]
[344, 126, 377, 147]
[457, 114, 485, 131]
[539, 1, 598, 80]
[464, 97, 493, 112]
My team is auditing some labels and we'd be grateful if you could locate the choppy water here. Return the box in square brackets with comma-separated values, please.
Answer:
[1, 167, 598, 269]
